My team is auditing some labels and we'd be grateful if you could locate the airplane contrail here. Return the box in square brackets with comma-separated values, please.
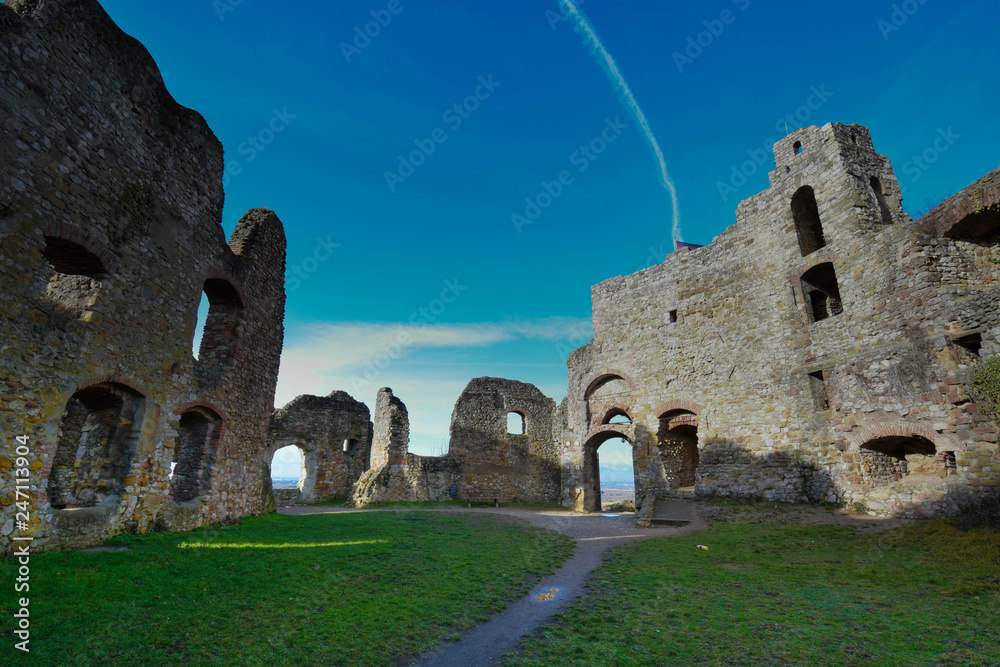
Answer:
[556, 0, 683, 244]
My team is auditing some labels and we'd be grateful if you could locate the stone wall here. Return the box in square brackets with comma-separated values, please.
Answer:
[562, 122, 999, 517]
[351, 379, 562, 506]
[267, 391, 371, 503]
[0, 0, 285, 552]
[448, 377, 561, 503]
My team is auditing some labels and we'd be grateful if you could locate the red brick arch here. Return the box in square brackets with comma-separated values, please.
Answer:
[653, 399, 704, 418]
[849, 421, 938, 451]
[174, 401, 227, 423]
[75, 373, 148, 397]
[585, 422, 635, 443]
[583, 369, 639, 397]
[918, 171, 1000, 240]
[595, 402, 634, 425]
[41, 219, 120, 272]
[204, 267, 247, 309]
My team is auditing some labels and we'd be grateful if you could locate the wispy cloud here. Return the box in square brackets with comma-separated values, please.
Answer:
[274, 317, 592, 454]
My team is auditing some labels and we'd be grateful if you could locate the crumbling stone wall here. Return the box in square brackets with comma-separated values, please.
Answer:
[351, 380, 561, 506]
[0, 0, 285, 552]
[448, 377, 561, 503]
[563, 122, 999, 517]
[267, 391, 371, 503]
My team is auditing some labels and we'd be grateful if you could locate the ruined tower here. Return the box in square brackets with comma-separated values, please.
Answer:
[561, 122, 1000, 516]
[0, 0, 286, 551]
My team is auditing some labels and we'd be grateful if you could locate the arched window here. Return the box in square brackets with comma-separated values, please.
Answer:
[793, 141, 803, 154]
[506, 412, 525, 435]
[657, 410, 699, 489]
[193, 278, 244, 364]
[859, 435, 937, 485]
[601, 409, 632, 425]
[791, 186, 826, 257]
[40, 236, 108, 319]
[271, 445, 305, 489]
[170, 407, 222, 502]
[49, 383, 144, 509]
[800, 263, 843, 323]
[869, 176, 892, 224]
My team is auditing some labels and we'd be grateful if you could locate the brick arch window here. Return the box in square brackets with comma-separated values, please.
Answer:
[506, 411, 525, 435]
[40, 235, 109, 319]
[801, 262, 843, 323]
[48, 383, 144, 509]
[170, 407, 223, 502]
[656, 409, 700, 488]
[859, 435, 937, 486]
[791, 186, 826, 257]
[194, 278, 245, 364]
[869, 176, 893, 224]
[601, 408, 632, 425]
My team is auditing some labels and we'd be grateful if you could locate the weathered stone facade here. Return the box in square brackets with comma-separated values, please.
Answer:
[0, 0, 286, 552]
[561, 122, 1000, 517]
[267, 392, 371, 503]
[350, 380, 562, 505]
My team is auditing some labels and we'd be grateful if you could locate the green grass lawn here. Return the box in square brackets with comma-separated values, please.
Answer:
[506, 517, 1000, 666]
[2, 510, 573, 666]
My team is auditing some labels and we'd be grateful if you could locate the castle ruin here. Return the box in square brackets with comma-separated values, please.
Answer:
[0, 0, 285, 553]
[2, 0, 999, 553]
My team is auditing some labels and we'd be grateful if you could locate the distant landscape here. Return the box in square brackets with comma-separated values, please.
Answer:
[600, 482, 635, 503]
[271, 478, 299, 490]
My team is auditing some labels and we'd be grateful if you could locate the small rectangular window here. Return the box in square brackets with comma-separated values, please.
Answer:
[808, 371, 829, 411]
[669, 310, 678, 324]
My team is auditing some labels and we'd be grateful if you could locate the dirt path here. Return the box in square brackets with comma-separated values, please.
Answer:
[278, 504, 707, 667]
[277, 501, 909, 666]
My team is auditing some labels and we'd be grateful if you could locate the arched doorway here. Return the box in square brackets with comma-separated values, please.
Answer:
[49, 382, 145, 509]
[269, 443, 319, 503]
[271, 444, 305, 493]
[657, 410, 700, 490]
[859, 435, 938, 485]
[582, 430, 636, 512]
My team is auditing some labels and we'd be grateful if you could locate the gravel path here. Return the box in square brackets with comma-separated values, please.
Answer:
[278, 504, 707, 667]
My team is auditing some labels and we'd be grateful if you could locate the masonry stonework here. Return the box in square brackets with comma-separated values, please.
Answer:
[349, 380, 562, 506]
[561, 122, 1000, 518]
[267, 391, 371, 503]
[0, 0, 286, 552]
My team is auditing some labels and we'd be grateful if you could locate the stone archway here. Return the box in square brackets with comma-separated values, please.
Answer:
[657, 409, 700, 489]
[581, 427, 635, 512]
[267, 442, 318, 503]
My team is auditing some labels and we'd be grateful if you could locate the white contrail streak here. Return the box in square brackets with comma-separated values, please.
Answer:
[556, 0, 683, 243]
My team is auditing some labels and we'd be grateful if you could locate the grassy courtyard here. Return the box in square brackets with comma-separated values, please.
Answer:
[2, 510, 573, 666]
[506, 511, 1000, 666]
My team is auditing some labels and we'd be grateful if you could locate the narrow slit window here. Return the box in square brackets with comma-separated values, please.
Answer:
[808, 371, 830, 411]
[791, 186, 826, 257]
[869, 176, 893, 224]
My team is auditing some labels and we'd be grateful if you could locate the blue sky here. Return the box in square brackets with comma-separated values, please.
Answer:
[83, 0, 1000, 466]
